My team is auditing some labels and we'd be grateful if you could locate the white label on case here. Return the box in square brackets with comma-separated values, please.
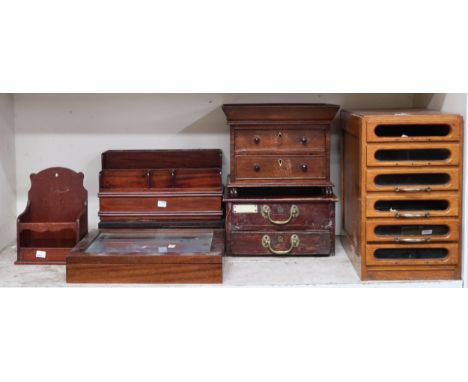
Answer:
[158, 246, 168, 253]
[157, 200, 167, 208]
[421, 229, 433, 235]
[168, 244, 176, 249]
[233, 204, 258, 214]
[36, 250, 47, 258]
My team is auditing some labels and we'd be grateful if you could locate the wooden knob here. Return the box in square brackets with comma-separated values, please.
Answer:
[301, 136, 308, 144]
[254, 136, 260, 144]
[254, 164, 261, 172]
[301, 164, 308, 172]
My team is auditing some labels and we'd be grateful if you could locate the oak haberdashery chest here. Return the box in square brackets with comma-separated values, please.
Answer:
[340, 109, 463, 280]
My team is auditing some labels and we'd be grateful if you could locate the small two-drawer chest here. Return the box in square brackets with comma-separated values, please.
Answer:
[222, 104, 340, 257]
[341, 109, 463, 280]
[222, 104, 339, 197]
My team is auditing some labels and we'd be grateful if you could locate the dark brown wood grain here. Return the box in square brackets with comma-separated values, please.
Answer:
[102, 149, 222, 169]
[98, 150, 223, 228]
[224, 189, 336, 256]
[16, 167, 88, 265]
[223, 104, 338, 190]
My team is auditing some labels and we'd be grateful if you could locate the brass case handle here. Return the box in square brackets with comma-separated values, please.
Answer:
[390, 208, 431, 218]
[394, 237, 432, 243]
[394, 186, 432, 193]
[262, 234, 300, 255]
[261, 204, 299, 225]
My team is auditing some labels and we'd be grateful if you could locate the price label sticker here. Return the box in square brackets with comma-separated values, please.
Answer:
[421, 229, 433, 235]
[36, 250, 47, 258]
[168, 244, 176, 249]
[233, 204, 258, 214]
[158, 246, 168, 253]
[157, 200, 167, 208]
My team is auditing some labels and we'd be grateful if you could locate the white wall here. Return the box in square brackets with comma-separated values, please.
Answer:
[13, 94, 416, 234]
[0, 94, 16, 250]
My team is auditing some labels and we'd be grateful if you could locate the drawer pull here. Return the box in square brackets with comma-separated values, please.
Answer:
[394, 237, 432, 243]
[395, 186, 432, 193]
[262, 234, 300, 255]
[254, 164, 261, 172]
[261, 204, 299, 225]
[390, 208, 431, 218]
[254, 136, 261, 144]
[300, 136, 308, 144]
[301, 164, 308, 172]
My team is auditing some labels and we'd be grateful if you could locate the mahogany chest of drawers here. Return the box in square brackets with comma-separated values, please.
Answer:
[225, 188, 337, 256]
[98, 150, 224, 228]
[340, 109, 463, 280]
[222, 104, 339, 257]
[222, 104, 339, 197]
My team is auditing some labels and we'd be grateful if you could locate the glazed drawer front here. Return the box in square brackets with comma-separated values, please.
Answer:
[366, 143, 460, 167]
[100, 168, 221, 189]
[366, 119, 461, 143]
[234, 127, 326, 154]
[235, 155, 326, 181]
[366, 243, 459, 266]
[366, 218, 460, 243]
[230, 231, 331, 256]
[100, 196, 221, 212]
[230, 202, 333, 230]
[366, 168, 459, 192]
[366, 193, 459, 218]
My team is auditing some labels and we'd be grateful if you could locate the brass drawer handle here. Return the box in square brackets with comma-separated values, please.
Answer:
[395, 186, 432, 193]
[394, 237, 432, 243]
[261, 205, 299, 225]
[262, 234, 300, 255]
[390, 208, 430, 218]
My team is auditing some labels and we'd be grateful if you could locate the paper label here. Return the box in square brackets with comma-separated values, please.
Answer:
[157, 200, 167, 208]
[36, 250, 47, 258]
[233, 204, 258, 214]
[421, 229, 433, 235]
[158, 246, 168, 253]
[168, 244, 176, 249]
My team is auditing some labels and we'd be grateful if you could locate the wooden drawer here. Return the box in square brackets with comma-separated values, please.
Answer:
[100, 170, 149, 189]
[366, 117, 461, 143]
[366, 243, 459, 266]
[234, 127, 326, 154]
[230, 201, 334, 231]
[366, 192, 459, 218]
[235, 155, 326, 181]
[149, 168, 221, 189]
[366, 167, 459, 192]
[100, 196, 221, 213]
[366, 218, 460, 243]
[100, 168, 221, 190]
[230, 231, 331, 256]
[367, 143, 460, 167]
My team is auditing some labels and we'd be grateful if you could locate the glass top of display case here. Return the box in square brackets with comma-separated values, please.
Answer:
[85, 231, 213, 254]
